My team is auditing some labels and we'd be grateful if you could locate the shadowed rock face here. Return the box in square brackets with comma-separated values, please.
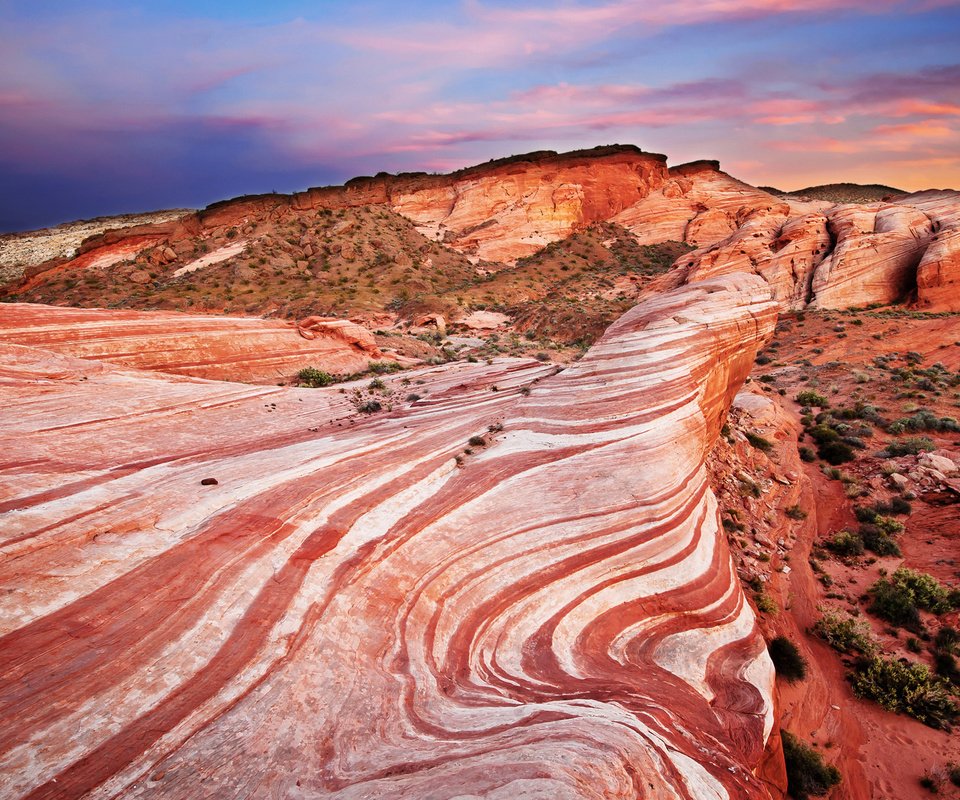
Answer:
[0, 303, 383, 382]
[0, 273, 778, 799]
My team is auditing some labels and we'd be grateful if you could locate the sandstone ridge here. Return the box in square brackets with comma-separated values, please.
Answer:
[0, 273, 780, 799]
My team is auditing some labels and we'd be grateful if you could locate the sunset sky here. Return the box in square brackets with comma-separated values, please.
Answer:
[2, 0, 959, 231]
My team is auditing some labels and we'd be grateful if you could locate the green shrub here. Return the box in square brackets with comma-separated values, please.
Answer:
[818, 440, 856, 465]
[368, 360, 404, 375]
[769, 636, 808, 683]
[884, 437, 936, 456]
[850, 655, 958, 728]
[950, 763, 960, 788]
[746, 431, 774, 452]
[756, 593, 779, 614]
[859, 525, 901, 557]
[887, 410, 960, 434]
[868, 568, 953, 629]
[813, 612, 876, 656]
[785, 505, 808, 520]
[935, 626, 959, 654]
[799, 446, 817, 462]
[796, 390, 829, 407]
[869, 578, 921, 629]
[781, 730, 841, 799]
[826, 530, 864, 558]
[297, 367, 335, 387]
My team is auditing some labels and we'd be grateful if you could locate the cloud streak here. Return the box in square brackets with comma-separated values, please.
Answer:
[1, 0, 959, 229]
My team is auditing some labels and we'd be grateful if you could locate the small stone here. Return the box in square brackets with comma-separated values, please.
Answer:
[888, 473, 909, 490]
[919, 452, 958, 475]
[200, 477, 219, 486]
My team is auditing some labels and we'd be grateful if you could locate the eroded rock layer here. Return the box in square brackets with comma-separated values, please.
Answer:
[0, 303, 382, 383]
[674, 190, 960, 311]
[0, 274, 778, 799]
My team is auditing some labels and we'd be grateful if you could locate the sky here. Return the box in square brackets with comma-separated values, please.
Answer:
[1, 0, 959, 232]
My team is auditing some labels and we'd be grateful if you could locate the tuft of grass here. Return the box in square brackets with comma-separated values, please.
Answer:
[745, 431, 774, 452]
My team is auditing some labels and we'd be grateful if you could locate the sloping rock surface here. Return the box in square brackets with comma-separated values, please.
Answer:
[0, 273, 778, 799]
[0, 303, 382, 383]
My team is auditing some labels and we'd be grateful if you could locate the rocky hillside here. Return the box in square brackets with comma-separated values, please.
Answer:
[760, 183, 906, 205]
[2, 145, 960, 800]
[3, 146, 957, 351]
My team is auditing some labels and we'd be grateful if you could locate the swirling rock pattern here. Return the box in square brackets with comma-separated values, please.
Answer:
[0, 303, 383, 383]
[0, 273, 778, 799]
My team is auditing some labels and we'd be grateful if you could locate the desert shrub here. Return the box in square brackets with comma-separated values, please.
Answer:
[797, 390, 829, 407]
[813, 612, 875, 656]
[818, 440, 856, 465]
[887, 410, 960, 434]
[297, 367, 335, 387]
[368, 378, 386, 391]
[869, 568, 953, 628]
[869, 578, 921, 629]
[873, 518, 905, 539]
[756, 593, 779, 614]
[895, 569, 954, 613]
[884, 437, 936, 456]
[468, 435, 487, 447]
[859, 524, 901, 557]
[850, 655, 958, 728]
[769, 636, 808, 683]
[935, 626, 959, 654]
[807, 423, 839, 444]
[934, 651, 959, 682]
[826, 530, 864, 558]
[368, 360, 404, 375]
[873, 497, 912, 515]
[785, 505, 807, 520]
[781, 730, 841, 799]
[746, 431, 774, 452]
[357, 400, 382, 413]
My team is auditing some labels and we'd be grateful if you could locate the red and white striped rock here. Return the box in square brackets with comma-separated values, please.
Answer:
[0, 273, 778, 799]
[0, 303, 382, 383]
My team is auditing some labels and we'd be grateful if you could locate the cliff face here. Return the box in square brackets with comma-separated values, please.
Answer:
[0, 273, 779, 799]
[6, 145, 957, 318]
[388, 147, 670, 262]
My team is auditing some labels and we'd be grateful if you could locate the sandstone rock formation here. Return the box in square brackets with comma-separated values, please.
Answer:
[0, 303, 382, 383]
[7, 147, 956, 319]
[674, 189, 960, 311]
[0, 273, 779, 799]
[0, 210, 191, 287]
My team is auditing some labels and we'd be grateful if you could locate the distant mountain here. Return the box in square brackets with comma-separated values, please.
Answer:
[759, 182, 906, 204]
